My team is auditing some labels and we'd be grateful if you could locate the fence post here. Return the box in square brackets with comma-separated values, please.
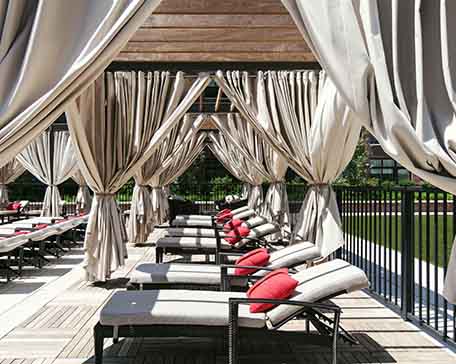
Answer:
[401, 187, 414, 320]
[335, 187, 343, 259]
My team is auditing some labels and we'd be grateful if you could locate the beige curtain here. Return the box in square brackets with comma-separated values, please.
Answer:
[17, 131, 77, 217]
[0, 158, 25, 205]
[215, 70, 360, 257]
[66, 71, 210, 281]
[281, 0, 456, 302]
[71, 169, 92, 215]
[207, 131, 264, 210]
[128, 114, 205, 245]
[149, 131, 208, 224]
[0, 0, 161, 168]
[210, 114, 270, 211]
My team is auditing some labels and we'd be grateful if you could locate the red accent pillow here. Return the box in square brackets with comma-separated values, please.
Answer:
[224, 224, 250, 245]
[246, 268, 299, 313]
[14, 231, 29, 236]
[35, 224, 48, 230]
[216, 208, 231, 217]
[234, 248, 270, 276]
[6, 202, 21, 210]
[216, 211, 233, 224]
[223, 218, 243, 233]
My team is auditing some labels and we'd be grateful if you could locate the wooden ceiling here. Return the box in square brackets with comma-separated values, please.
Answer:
[115, 0, 316, 63]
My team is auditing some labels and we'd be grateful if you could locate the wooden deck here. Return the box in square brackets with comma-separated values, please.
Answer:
[0, 231, 454, 364]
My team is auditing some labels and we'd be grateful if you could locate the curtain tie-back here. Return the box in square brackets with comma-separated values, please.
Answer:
[136, 184, 149, 188]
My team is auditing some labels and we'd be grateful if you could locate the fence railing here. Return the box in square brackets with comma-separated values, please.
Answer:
[335, 186, 455, 348]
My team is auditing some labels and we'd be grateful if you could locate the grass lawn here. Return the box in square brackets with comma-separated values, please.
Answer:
[343, 214, 454, 268]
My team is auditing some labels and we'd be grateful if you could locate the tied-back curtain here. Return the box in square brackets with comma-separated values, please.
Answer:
[154, 131, 208, 187]
[128, 114, 205, 245]
[149, 132, 207, 223]
[0, 158, 25, 205]
[18, 131, 77, 217]
[0, 0, 161, 168]
[71, 169, 92, 215]
[210, 113, 272, 211]
[66, 71, 210, 281]
[281, 0, 456, 302]
[262, 143, 290, 240]
[215, 70, 360, 257]
[207, 132, 264, 211]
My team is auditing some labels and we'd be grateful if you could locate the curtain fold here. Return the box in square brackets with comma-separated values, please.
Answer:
[0, 0, 161, 168]
[0, 158, 25, 205]
[71, 169, 92, 215]
[149, 131, 208, 223]
[17, 130, 77, 217]
[209, 114, 273, 211]
[66, 71, 210, 281]
[281, 0, 456, 302]
[207, 131, 264, 211]
[128, 114, 205, 245]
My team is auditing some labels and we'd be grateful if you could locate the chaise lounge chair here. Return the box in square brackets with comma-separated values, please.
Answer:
[165, 216, 269, 239]
[128, 240, 321, 290]
[95, 259, 369, 364]
[171, 206, 254, 228]
[155, 221, 281, 263]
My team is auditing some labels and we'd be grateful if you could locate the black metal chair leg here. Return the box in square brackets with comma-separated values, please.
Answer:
[94, 323, 104, 364]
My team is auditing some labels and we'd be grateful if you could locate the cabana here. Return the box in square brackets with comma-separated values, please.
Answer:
[1, 0, 456, 362]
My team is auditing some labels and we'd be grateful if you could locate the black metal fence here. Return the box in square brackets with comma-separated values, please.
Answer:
[335, 186, 455, 348]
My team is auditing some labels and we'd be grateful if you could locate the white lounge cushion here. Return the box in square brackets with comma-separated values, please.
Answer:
[156, 236, 232, 250]
[174, 215, 212, 221]
[266, 259, 369, 327]
[100, 290, 265, 328]
[130, 241, 321, 286]
[165, 227, 221, 238]
[130, 263, 240, 285]
[171, 219, 214, 227]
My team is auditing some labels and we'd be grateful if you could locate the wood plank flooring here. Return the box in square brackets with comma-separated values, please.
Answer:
[0, 230, 454, 364]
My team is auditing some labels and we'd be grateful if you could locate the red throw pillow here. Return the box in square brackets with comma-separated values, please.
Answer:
[14, 231, 29, 236]
[234, 248, 270, 276]
[246, 268, 299, 313]
[216, 208, 231, 217]
[223, 218, 243, 233]
[35, 224, 48, 230]
[223, 224, 250, 245]
[6, 202, 15, 211]
[216, 210, 233, 224]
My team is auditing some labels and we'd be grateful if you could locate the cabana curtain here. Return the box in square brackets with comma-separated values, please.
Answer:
[149, 131, 208, 225]
[0, 158, 25, 205]
[71, 169, 92, 215]
[210, 114, 269, 211]
[18, 131, 77, 217]
[0, 0, 161, 168]
[207, 132, 264, 211]
[281, 0, 456, 302]
[66, 71, 210, 281]
[128, 114, 205, 245]
[215, 70, 360, 257]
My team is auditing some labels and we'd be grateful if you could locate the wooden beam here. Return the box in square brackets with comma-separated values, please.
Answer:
[130, 28, 303, 42]
[122, 41, 310, 53]
[154, 0, 289, 15]
[116, 52, 315, 62]
[143, 14, 295, 28]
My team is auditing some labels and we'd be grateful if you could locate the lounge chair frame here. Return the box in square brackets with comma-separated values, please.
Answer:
[94, 297, 341, 364]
